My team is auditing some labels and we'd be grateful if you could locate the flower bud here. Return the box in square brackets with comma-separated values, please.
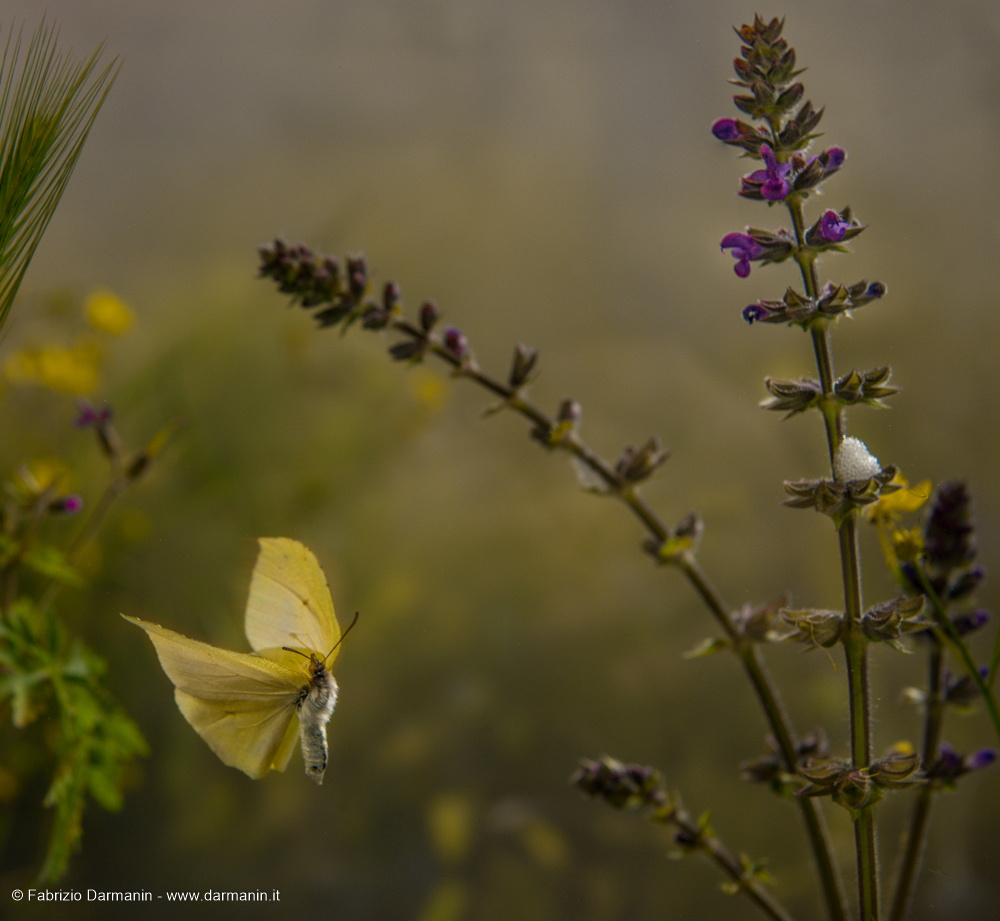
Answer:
[442, 326, 469, 360]
[382, 281, 402, 312]
[49, 494, 83, 514]
[419, 300, 439, 332]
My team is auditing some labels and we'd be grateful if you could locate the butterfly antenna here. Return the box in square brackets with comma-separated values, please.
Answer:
[323, 611, 359, 664]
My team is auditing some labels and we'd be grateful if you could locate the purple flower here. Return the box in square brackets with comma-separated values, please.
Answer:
[720, 232, 765, 278]
[952, 608, 989, 635]
[930, 742, 997, 783]
[49, 494, 84, 515]
[419, 300, 439, 332]
[75, 398, 112, 429]
[743, 304, 768, 324]
[711, 118, 741, 142]
[747, 144, 791, 201]
[818, 210, 850, 243]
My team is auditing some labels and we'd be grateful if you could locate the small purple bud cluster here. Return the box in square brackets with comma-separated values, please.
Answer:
[926, 743, 997, 787]
[258, 240, 375, 329]
[75, 397, 181, 485]
[258, 239, 342, 308]
[442, 326, 469, 361]
[900, 481, 992, 640]
[572, 756, 664, 810]
[924, 481, 977, 573]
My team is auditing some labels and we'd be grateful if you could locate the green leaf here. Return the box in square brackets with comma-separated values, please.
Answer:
[0, 18, 120, 332]
[22, 542, 83, 585]
[682, 637, 730, 658]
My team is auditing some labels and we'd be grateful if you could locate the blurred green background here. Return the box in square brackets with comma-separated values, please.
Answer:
[2, 0, 999, 919]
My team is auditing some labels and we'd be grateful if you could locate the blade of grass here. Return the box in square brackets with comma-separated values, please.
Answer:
[0, 17, 120, 331]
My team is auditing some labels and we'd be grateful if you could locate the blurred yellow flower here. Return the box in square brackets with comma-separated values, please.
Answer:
[518, 817, 570, 870]
[26, 458, 73, 493]
[862, 472, 931, 527]
[417, 880, 467, 921]
[862, 471, 931, 579]
[84, 288, 134, 335]
[426, 792, 475, 864]
[4, 342, 103, 394]
[10, 459, 73, 502]
[407, 367, 448, 416]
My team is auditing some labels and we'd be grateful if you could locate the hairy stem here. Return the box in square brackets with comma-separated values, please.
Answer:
[789, 192, 878, 920]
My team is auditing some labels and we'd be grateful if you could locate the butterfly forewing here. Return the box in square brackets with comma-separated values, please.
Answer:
[243, 537, 340, 657]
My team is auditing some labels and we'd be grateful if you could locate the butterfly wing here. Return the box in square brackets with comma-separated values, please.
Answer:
[123, 614, 307, 779]
[243, 537, 340, 658]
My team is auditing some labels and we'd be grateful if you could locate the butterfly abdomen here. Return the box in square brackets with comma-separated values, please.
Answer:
[298, 656, 338, 784]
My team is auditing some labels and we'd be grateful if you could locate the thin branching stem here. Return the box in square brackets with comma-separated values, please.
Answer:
[887, 644, 944, 921]
[378, 309, 850, 921]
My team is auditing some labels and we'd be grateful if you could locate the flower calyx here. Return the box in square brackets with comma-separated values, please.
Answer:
[783, 463, 899, 520]
[861, 595, 931, 651]
[740, 727, 829, 796]
[779, 607, 846, 649]
[646, 511, 705, 566]
[615, 436, 671, 485]
[743, 279, 886, 326]
[806, 206, 861, 247]
[798, 744, 923, 817]
[760, 366, 898, 418]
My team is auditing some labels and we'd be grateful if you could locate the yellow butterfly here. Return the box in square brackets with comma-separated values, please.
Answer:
[123, 537, 345, 784]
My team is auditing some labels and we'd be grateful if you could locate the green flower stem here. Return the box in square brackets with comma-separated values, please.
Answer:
[39, 476, 127, 615]
[384, 314, 849, 921]
[887, 645, 944, 921]
[853, 805, 880, 921]
[840, 517, 879, 921]
[788, 192, 879, 921]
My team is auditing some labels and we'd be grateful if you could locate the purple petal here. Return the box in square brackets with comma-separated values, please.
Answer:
[761, 178, 790, 201]
[819, 210, 849, 242]
[825, 147, 846, 170]
[743, 304, 767, 324]
[720, 232, 755, 251]
[967, 749, 997, 771]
